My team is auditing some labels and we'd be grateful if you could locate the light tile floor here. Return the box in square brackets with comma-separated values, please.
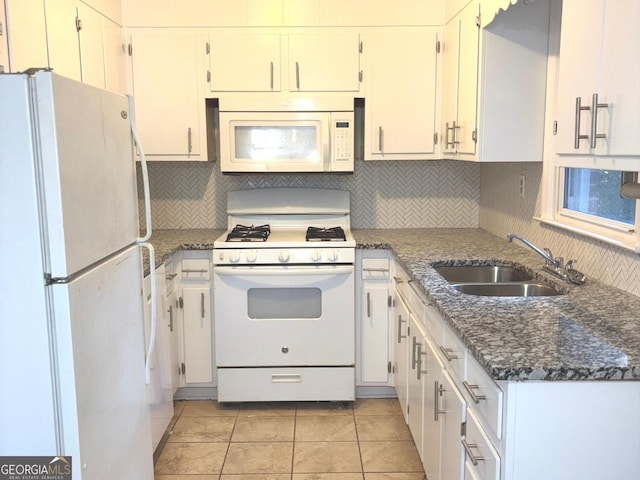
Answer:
[154, 398, 427, 480]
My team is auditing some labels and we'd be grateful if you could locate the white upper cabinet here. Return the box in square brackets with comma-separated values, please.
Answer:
[129, 31, 207, 160]
[3, 0, 49, 72]
[442, 0, 550, 162]
[556, 0, 640, 157]
[288, 32, 360, 92]
[45, 0, 82, 82]
[208, 33, 281, 92]
[207, 31, 360, 93]
[363, 27, 439, 160]
[441, 0, 479, 157]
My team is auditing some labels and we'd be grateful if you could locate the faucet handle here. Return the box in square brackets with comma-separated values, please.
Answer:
[566, 259, 578, 271]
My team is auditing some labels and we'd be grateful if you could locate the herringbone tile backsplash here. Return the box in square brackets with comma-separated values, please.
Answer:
[138, 159, 480, 230]
[480, 162, 640, 297]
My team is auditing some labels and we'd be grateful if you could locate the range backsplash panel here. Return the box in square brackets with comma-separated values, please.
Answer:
[138, 160, 480, 230]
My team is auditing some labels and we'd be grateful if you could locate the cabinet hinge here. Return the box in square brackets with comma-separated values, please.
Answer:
[392, 298, 396, 307]
[407, 326, 411, 336]
[476, 14, 481, 27]
[179, 296, 184, 309]
[0, 21, 4, 36]
[207, 70, 211, 83]
[407, 404, 410, 415]
[181, 362, 186, 374]
[359, 70, 363, 83]
[75, 16, 82, 32]
[387, 361, 392, 373]
[434, 132, 438, 145]
[553, 120, 558, 135]
[128, 43, 133, 56]
[359, 40, 363, 54]
[388, 295, 392, 307]
[472, 129, 478, 143]
[206, 41, 210, 54]
[436, 40, 441, 54]
[461, 422, 467, 436]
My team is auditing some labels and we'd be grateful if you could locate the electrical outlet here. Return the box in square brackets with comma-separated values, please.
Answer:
[519, 175, 526, 198]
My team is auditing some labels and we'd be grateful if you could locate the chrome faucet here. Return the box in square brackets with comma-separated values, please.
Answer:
[506, 233, 586, 284]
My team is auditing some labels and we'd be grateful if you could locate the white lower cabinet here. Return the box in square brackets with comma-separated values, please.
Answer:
[357, 251, 393, 386]
[393, 258, 640, 480]
[178, 252, 215, 386]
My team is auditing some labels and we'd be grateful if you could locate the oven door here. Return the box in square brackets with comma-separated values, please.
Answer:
[213, 264, 354, 367]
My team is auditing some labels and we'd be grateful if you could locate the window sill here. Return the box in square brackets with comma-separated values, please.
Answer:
[533, 216, 640, 254]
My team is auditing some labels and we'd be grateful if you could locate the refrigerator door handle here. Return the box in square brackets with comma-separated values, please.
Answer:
[126, 94, 152, 243]
[139, 242, 156, 385]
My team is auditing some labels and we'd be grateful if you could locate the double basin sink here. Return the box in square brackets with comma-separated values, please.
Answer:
[435, 265, 563, 297]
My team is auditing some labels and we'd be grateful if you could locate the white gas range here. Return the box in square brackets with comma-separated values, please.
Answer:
[212, 188, 356, 403]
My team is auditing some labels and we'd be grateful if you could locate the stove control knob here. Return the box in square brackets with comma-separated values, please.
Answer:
[311, 249, 322, 262]
[230, 250, 241, 263]
[328, 249, 339, 262]
[279, 250, 290, 263]
[247, 249, 258, 263]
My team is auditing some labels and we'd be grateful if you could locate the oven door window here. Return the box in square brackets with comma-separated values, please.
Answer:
[248, 287, 321, 319]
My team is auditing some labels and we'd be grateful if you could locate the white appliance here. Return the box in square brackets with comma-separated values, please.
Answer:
[213, 188, 356, 402]
[218, 99, 355, 173]
[0, 71, 155, 479]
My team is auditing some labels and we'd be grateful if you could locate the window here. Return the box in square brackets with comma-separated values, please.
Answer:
[562, 168, 636, 225]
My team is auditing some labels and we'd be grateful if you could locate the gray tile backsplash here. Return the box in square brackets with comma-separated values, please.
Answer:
[138, 159, 480, 230]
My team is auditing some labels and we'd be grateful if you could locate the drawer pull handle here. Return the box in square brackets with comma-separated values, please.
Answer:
[397, 315, 407, 343]
[363, 267, 389, 272]
[417, 344, 427, 380]
[463, 380, 487, 404]
[462, 440, 485, 466]
[393, 276, 404, 284]
[366, 292, 371, 318]
[166, 273, 178, 280]
[182, 268, 208, 274]
[272, 373, 301, 383]
[408, 280, 431, 306]
[411, 336, 419, 369]
[439, 345, 459, 362]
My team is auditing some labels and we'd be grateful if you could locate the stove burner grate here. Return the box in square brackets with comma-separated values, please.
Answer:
[306, 226, 346, 242]
[226, 224, 271, 242]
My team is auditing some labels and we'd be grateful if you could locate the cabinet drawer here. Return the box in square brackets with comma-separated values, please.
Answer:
[217, 367, 355, 402]
[465, 354, 503, 440]
[464, 409, 501, 480]
[361, 258, 390, 279]
[181, 258, 210, 281]
[439, 323, 466, 381]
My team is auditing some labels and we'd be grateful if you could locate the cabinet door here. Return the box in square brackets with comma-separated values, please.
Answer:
[364, 28, 438, 159]
[597, 0, 640, 156]
[102, 16, 127, 94]
[130, 32, 205, 159]
[455, 1, 479, 156]
[441, 1, 479, 156]
[423, 337, 444, 480]
[182, 286, 213, 384]
[44, 0, 82, 81]
[408, 315, 426, 458]
[77, 3, 106, 89]
[166, 288, 180, 394]
[209, 33, 281, 92]
[288, 32, 360, 92]
[440, 371, 466, 480]
[555, 0, 604, 155]
[361, 283, 390, 383]
[4, 0, 48, 72]
[393, 292, 411, 422]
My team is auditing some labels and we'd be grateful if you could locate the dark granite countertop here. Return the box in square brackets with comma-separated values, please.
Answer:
[146, 228, 640, 382]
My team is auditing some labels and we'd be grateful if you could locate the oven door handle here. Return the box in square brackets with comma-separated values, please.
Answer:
[214, 266, 354, 276]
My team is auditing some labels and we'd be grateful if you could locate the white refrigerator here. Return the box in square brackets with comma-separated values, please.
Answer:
[0, 71, 154, 479]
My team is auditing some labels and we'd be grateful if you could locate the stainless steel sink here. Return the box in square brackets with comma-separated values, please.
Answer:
[452, 283, 563, 297]
[435, 265, 533, 283]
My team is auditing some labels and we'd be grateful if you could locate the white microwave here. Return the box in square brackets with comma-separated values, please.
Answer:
[219, 110, 354, 173]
